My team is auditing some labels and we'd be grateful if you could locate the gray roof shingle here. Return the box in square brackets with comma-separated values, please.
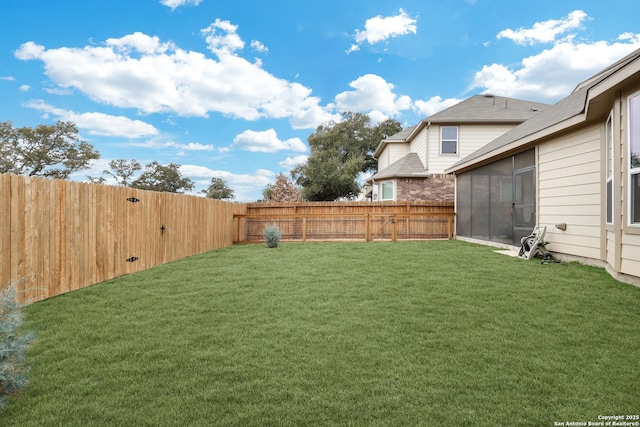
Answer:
[369, 153, 427, 181]
[424, 95, 549, 123]
[375, 95, 549, 158]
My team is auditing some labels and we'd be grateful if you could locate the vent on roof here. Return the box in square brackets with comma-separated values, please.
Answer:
[530, 108, 539, 112]
[483, 94, 494, 98]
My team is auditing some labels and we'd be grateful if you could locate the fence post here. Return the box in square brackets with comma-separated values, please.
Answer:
[392, 214, 398, 242]
[366, 213, 371, 242]
[302, 217, 307, 242]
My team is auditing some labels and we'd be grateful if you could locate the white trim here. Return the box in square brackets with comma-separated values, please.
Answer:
[627, 90, 640, 226]
[606, 110, 614, 225]
[381, 180, 395, 201]
[440, 125, 458, 155]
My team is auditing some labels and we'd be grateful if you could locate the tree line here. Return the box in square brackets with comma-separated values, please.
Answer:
[1, 113, 402, 202]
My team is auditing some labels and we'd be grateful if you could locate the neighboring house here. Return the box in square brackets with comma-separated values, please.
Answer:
[366, 95, 549, 201]
[446, 48, 640, 285]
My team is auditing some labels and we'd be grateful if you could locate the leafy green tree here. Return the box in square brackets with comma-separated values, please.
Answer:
[104, 159, 143, 186]
[292, 113, 402, 201]
[0, 121, 99, 179]
[87, 159, 143, 186]
[131, 161, 194, 193]
[202, 177, 235, 200]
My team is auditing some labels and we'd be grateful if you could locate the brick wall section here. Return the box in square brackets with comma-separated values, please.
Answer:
[396, 174, 455, 202]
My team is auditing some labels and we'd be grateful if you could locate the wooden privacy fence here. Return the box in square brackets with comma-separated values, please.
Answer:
[234, 201, 455, 243]
[1, 173, 244, 304]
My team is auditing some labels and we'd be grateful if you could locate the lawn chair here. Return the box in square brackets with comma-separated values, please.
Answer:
[518, 226, 550, 260]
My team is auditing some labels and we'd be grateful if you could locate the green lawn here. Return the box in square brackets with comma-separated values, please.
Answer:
[2, 241, 639, 426]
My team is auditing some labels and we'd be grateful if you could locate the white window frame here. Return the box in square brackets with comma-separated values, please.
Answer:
[440, 126, 458, 155]
[381, 180, 395, 201]
[606, 111, 614, 225]
[628, 90, 640, 226]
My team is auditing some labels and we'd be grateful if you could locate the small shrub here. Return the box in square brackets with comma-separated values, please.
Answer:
[0, 285, 34, 410]
[262, 223, 282, 248]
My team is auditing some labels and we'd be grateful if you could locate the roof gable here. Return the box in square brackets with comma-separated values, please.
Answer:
[424, 95, 549, 123]
[374, 95, 549, 159]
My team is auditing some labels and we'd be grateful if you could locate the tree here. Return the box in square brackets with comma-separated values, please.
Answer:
[0, 121, 99, 179]
[291, 113, 402, 201]
[262, 173, 302, 202]
[130, 161, 194, 193]
[103, 159, 143, 186]
[202, 177, 235, 200]
[87, 159, 143, 186]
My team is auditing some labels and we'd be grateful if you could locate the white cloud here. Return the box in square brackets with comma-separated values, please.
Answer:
[165, 141, 215, 151]
[250, 40, 268, 53]
[279, 155, 308, 170]
[14, 25, 337, 129]
[24, 99, 159, 138]
[233, 129, 307, 153]
[334, 74, 412, 121]
[472, 33, 640, 102]
[14, 41, 44, 59]
[201, 19, 244, 55]
[160, 0, 203, 11]
[497, 10, 589, 46]
[348, 9, 417, 53]
[19, 85, 30, 92]
[106, 32, 175, 55]
[414, 96, 464, 117]
[179, 164, 275, 201]
[1, 76, 16, 81]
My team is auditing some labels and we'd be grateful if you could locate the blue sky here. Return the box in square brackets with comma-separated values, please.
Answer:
[2, 0, 639, 201]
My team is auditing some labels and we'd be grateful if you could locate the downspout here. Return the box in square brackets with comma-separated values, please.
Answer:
[371, 178, 375, 201]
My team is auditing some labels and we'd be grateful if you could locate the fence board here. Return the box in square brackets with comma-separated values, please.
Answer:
[1, 173, 241, 304]
[1, 173, 452, 305]
[235, 202, 455, 243]
[1, 175, 10, 290]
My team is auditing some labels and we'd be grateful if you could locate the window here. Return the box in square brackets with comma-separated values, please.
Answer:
[441, 126, 458, 154]
[381, 180, 394, 201]
[606, 112, 613, 224]
[629, 92, 640, 225]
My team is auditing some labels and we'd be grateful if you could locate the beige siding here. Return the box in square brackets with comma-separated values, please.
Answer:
[616, 88, 640, 279]
[538, 124, 602, 259]
[621, 233, 640, 277]
[408, 127, 427, 167]
[427, 124, 515, 173]
[378, 144, 410, 170]
[606, 230, 616, 267]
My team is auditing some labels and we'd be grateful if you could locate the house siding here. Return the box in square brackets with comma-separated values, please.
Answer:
[619, 88, 640, 279]
[378, 144, 410, 170]
[427, 124, 515, 173]
[538, 124, 602, 260]
[408, 128, 427, 170]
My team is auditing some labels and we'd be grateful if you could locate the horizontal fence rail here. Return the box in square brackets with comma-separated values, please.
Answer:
[234, 201, 455, 243]
[1, 173, 244, 304]
[2, 175, 455, 305]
